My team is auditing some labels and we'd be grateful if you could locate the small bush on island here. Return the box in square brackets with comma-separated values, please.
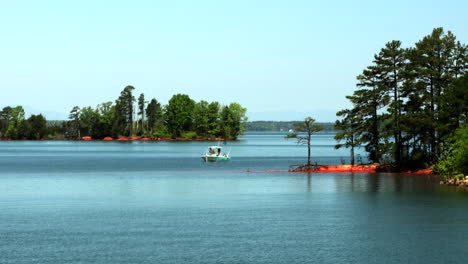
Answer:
[181, 131, 198, 139]
[434, 125, 468, 179]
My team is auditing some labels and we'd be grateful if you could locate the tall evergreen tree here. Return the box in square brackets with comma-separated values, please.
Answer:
[373, 40, 407, 165]
[207, 102, 220, 137]
[334, 109, 361, 165]
[68, 106, 81, 139]
[405, 28, 460, 162]
[146, 98, 162, 135]
[352, 66, 388, 163]
[219, 106, 233, 140]
[137, 93, 146, 135]
[338, 27, 467, 170]
[0, 106, 13, 137]
[114, 86, 135, 136]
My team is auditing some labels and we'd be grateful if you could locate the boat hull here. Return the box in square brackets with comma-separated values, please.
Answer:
[202, 155, 230, 162]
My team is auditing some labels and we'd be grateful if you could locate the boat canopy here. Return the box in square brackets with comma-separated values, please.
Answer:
[208, 146, 222, 149]
[207, 146, 223, 155]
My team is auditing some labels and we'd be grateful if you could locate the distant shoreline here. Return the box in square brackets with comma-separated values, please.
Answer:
[0, 137, 228, 141]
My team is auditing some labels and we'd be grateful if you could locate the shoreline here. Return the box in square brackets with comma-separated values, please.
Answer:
[439, 176, 468, 188]
[0, 137, 227, 141]
[289, 164, 433, 174]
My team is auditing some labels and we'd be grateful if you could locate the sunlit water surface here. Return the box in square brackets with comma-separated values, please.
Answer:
[0, 132, 467, 264]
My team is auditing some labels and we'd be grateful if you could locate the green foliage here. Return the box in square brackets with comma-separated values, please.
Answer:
[79, 106, 99, 137]
[0, 107, 53, 139]
[228, 103, 248, 139]
[114, 85, 135, 137]
[193, 100, 210, 137]
[27, 114, 47, 139]
[338, 27, 467, 170]
[181, 131, 198, 139]
[349, 64, 389, 163]
[146, 98, 163, 135]
[434, 125, 468, 178]
[137, 93, 146, 135]
[151, 125, 171, 139]
[94, 102, 115, 139]
[0, 106, 13, 137]
[219, 103, 247, 140]
[219, 106, 233, 140]
[439, 73, 468, 135]
[207, 102, 220, 136]
[6, 106, 26, 139]
[373, 40, 406, 165]
[68, 106, 81, 139]
[165, 94, 195, 138]
[404, 28, 458, 162]
[334, 109, 360, 165]
[1, 87, 248, 140]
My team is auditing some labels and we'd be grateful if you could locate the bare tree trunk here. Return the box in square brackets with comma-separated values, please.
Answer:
[307, 133, 311, 166]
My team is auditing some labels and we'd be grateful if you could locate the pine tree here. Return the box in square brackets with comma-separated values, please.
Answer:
[137, 93, 146, 135]
[372, 40, 407, 165]
[146, 98, 162, 135]
[334, 109, 361, 165]
[207, 102, 220, 137]
[114, 86, 135, 136]
[68, 106, 81, 139]
[405, 28, 460, 163]
[353, 66, 388, 163]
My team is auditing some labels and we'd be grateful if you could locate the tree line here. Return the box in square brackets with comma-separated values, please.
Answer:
[245, 121, 335, 132]
[0, 86, 247, 140]
[0, 106, 52, 139]
[334, 27, 467, 170]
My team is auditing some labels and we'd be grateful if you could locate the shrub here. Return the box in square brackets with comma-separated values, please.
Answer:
[182, 131, 198, 139]
[434, 125, 468, 178]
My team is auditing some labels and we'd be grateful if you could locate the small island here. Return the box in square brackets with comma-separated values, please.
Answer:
[287, 28, 467, 183]
[0, 87, 247, 141]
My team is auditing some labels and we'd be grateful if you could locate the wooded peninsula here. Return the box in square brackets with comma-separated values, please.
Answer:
[0, 87, 247, 140]
[333, 27, 467, 177]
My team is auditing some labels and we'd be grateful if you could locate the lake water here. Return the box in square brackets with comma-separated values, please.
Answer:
[0, 132, 467, 264]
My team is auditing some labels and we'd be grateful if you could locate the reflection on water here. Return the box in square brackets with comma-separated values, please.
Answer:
[0, 132, 467, 264]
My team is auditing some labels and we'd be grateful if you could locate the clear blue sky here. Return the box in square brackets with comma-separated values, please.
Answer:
[1, 0, 467, 121]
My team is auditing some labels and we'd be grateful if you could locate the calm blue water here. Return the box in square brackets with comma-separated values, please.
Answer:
[0, 132, 467, 264]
